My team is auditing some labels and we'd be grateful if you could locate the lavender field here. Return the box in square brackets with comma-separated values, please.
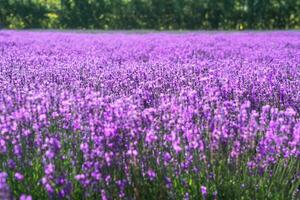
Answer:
[0, 31, 299, 200]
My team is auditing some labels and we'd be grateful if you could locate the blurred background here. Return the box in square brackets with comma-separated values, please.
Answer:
[0, 0, 300, 30]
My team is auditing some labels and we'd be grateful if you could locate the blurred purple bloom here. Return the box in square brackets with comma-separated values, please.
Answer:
[15, 172, 24, 181]
[20, 194, 32, 200]
[201, 186, 207, 196]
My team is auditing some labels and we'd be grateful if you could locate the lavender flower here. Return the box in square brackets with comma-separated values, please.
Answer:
[201, 186, 207, 198]
[0, 30, 299, 199]
[15, 172, 24, 182]
[20, 194, 32, 200]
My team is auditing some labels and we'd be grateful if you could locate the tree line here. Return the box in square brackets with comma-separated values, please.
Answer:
[1, 0, 300, 30]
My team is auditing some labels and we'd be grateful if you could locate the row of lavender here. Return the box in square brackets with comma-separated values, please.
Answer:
[0, 31, 299, 199]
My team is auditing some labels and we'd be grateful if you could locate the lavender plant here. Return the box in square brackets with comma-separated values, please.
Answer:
[0, 31, 299, 199]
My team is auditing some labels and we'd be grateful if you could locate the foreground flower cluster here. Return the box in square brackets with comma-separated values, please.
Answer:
[0, 31, 299, 199]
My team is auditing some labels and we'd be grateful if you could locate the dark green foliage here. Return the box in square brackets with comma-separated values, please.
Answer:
[0, 0, 300, 29]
